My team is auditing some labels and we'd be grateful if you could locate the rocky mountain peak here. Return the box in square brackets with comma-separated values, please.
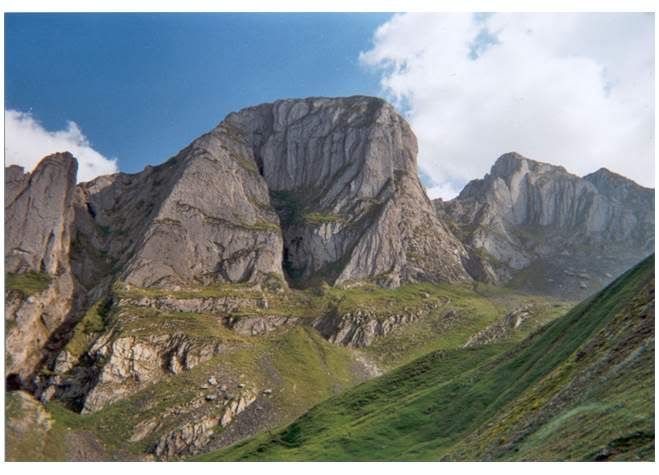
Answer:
[584, 167, 653, 204]
[221, 95, 418, 196]
[211, 95, 468, 287]
[459, 152, 568, 201]
[437, 152, 654, 297]
[5, 152, 78, 274]
[490, 152, 567, 181]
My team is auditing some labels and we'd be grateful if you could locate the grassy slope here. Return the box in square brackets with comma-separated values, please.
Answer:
[7, 326, 364, 460]
[363, 283, 569, 369]
[116, 279, 569, 370]
[5, 278, 567, 460]
[199, 256, 654, 461]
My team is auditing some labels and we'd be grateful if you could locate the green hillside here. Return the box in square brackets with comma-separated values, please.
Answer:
[199, 256, 654, 461]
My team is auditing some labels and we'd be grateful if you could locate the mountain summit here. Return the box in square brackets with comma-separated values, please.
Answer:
[70, 96, 470, 293]
[435, 152, 654, 296]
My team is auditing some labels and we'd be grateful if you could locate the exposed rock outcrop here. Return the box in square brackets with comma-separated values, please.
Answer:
[225, 315, 299, 336]
[463, 306, 533, 348]
[152, 389, 257, 459]
[81, 331, 227, 413]
[119, 295, 261, 315]
[5, 153, 77, 274]
[314, 311, 418, 348]
[5, 154, 80, 387]
[313, 298, 446, 348]
[436, 152, 654, 297]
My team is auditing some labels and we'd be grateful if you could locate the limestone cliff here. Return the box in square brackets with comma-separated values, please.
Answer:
[223, 96, 470, 287]
[5, 153, 80, 387]
[67, 96, 469, 292]
[436, 152, 654, 296]
[5, 153, 77, 274]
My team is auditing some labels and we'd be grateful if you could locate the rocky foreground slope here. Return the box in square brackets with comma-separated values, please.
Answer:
[435, 152, 654, 297]
[200, 255, 654, 461]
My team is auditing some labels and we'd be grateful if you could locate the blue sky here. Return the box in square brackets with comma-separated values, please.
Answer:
[5, 13, 392, 175]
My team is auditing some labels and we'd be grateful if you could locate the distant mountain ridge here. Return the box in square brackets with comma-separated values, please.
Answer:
[435, 152, 654, 297]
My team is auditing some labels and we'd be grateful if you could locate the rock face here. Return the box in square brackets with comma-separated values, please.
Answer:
[74, 136, 284, 291]
[5, 154, 80, 386]
[64, 96, 470, 293]
[5, 153, 77, 274]
[436, 152, 654, 297]
[225, 315, 299, 336]
[225, 97, 470, 287]
[314, 308, 418, 348]
[81, 330, 227, 413]
[313, 297, 447, 348]
[153, 389, 257, 459]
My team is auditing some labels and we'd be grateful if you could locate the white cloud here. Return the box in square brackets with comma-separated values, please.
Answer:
[5, 109, 118, 182]
[361, 13, 654, 200]
[425, 183, 461, 201]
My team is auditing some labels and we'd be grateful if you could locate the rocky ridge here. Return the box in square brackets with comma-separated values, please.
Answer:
[435, 152, 654, 297]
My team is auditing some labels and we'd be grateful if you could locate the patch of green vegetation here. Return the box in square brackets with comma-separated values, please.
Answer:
[98, 224, 113, 237]
[303, 212, 344, 225]
[473, 247, 503, 268]
[512, 224, 547, 245]
[270, 190, 306, 226]
[196, 343, 508, 461]
[5, 271, 52, 296]
[199, 256, 654, 461]
[112, 280, 261, 300]
[262, 272, 286, 293]
[116, 306, 245, 341]
[240, 220, 280, 232]
[154, 217, 182, 226]
[64, 298, 113, 359]
[247, 195, 273, 211]
[450, 259, 655, 461]
[268, 327, 357, 419]
[506, 260, 554, 291]
[6, 318, 18, 334]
